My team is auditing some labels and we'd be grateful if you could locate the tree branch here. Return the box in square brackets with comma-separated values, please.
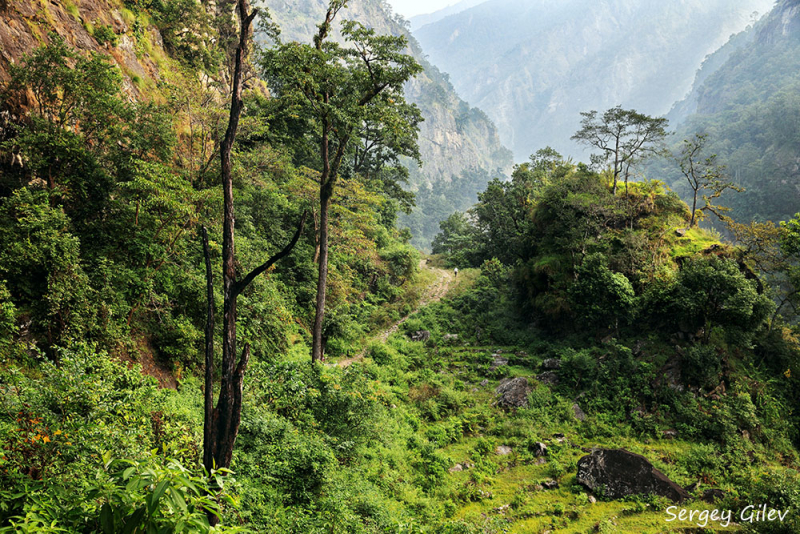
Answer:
[234, 211, 308, 295]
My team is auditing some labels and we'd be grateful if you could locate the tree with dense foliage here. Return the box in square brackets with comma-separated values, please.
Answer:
[260, 0, 422, 362]
[572, 106, 668, 195]
[568, 253, 636, 333]
[780, 213, 800, 319]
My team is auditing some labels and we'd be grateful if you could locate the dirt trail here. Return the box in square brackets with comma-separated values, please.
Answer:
[337, 260, 454, 368]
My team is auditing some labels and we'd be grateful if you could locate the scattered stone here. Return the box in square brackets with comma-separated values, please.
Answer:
[493, 504, 511, 515]
[675, 228, 687, 237]
[490, 354, 509, 370]
[410, 330, 430, 342]
[573, 403, 587, 421]
[496, 445, 513, 456]
[662, 429, 678, 439]
[630, 405, 646, 418]
[742, 430, 751, 440]
[531, 442, 548, 457]
[552, 433, 565, 439]
[576, 449, 690, 502]
[534, 457, 546, 465]
[537, 371, 559, 386]
[588, 495, 597, 504]
[443, 333, 459, 343]
[449, 464, 464, 473]
[478, 490, 493, 499]
[657, 357, 684, 392]
[702, 489, 726, 503]
[480, 379, 489, 387]
[541, 358, 562, 370]
[532, 484, 544, 492]
[543, 479, 559, 490]
[515, 351, 528, 357]
[494, 377, 531, 409]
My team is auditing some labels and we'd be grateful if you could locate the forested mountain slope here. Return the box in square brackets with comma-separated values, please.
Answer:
[413, 0, 773, 160]
[261, 0, 513, 249]
[662, 0, 800, 225]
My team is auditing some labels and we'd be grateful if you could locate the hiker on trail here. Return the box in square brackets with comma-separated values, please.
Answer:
[454, 267, 458, 278]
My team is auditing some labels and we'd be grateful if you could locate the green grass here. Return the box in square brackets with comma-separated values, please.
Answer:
[64, 0, 80, 19]
[671, 227, 723, 258]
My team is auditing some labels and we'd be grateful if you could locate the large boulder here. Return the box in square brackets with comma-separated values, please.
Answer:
[494, 377, 531, 409]
[576, 449, 689, 502]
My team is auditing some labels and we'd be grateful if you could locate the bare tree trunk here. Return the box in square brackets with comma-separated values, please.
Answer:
[612, 135, 620, 196]
[201, 227, 215, 472]
[312, 187, 332, 362]
[204, 0, 256, 526]
[690, 189, 698, 227]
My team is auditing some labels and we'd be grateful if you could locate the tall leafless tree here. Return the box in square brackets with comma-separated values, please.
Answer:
[201, 0, 306, 525]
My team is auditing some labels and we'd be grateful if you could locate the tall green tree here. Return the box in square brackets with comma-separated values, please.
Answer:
[571, 106, 667, 195]
[260, 0, 422, 362]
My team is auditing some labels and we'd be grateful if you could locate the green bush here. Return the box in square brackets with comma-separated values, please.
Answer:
[93, 24, 119, 46]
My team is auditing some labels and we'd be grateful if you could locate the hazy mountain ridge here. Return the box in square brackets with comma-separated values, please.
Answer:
[409, 0, 487, 31]
[414, 0, 774, 160]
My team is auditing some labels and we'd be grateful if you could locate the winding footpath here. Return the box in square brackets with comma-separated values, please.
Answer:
[337, 260, 455, 367]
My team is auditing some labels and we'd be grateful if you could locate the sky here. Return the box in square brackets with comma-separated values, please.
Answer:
[387, 0, 457, 18]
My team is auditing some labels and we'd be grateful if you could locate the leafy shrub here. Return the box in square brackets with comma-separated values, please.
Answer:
[93, 24, 118, 46]
[568, 253, 636, 330]
[682, 344, 723, 389]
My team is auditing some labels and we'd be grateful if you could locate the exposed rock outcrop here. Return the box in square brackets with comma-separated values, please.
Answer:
[494, 377, 531, 409]
[576, 449, 689, 502]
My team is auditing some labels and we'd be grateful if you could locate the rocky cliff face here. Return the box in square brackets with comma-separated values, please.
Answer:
[0, 0, 164, 95]
[1, 0, 511, 248]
